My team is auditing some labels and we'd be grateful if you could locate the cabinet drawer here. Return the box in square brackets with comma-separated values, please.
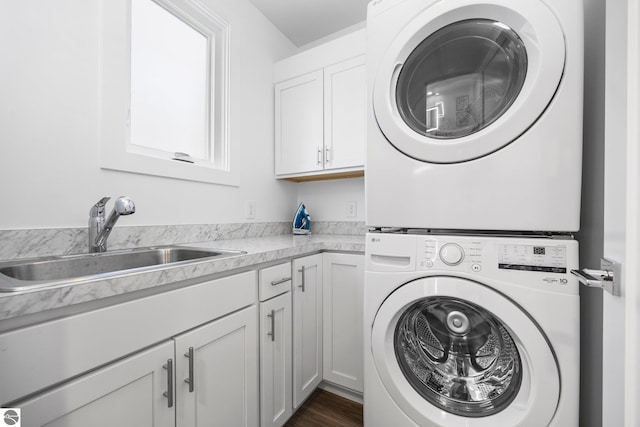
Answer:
[259, 262, 291, 301]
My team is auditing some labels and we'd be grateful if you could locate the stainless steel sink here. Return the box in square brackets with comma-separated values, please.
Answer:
[0, 246, 246, 292]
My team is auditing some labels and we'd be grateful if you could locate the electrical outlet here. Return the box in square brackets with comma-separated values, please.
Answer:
[346, 201, 357, 218]
[245, 201, 256, 219]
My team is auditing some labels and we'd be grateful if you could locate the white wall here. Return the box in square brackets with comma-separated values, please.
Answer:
[0, 0, 297, 229]
[296, 178, 364, 222]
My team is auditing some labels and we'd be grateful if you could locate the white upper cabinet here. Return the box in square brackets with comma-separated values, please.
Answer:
[323, 57, 366, 171]
[275, 71, 325, 175]
[274, 30, 366, 181]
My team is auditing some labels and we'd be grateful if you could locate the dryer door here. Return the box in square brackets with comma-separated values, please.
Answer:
[371, 276, 560, 426]
[372, 0, 565, 163]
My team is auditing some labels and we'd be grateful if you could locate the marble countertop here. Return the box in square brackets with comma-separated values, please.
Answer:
[0, 234, 365, 323]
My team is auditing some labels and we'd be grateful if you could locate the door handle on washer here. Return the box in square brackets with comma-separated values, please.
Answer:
[570, 258, 621, 296]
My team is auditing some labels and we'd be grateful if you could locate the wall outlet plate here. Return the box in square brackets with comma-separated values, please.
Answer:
[245, 201, 256, 219]
[346, 201, 357, 218]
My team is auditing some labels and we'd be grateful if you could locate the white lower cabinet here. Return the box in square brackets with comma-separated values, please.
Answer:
[15, 306, 259, 427]
[17, 341, 175, 427]
[292, 254, 323, 408]
[322, 253, 364, 393]
[174, 305, 259, 427]
[259, 292, 292, 427]
[4, 271, 258, 427]
[5, 252, 365, 426]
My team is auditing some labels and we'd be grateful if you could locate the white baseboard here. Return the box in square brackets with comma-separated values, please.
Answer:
[319, 381, 363, 405]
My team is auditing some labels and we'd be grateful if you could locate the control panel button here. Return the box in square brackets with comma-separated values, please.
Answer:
[439, 243, 465, 266]
[472, 264, 482, 272]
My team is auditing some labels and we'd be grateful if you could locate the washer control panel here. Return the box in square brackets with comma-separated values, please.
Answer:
[415, 237, 568, 275]
[498, 244, 567, 273]
[367, 233, 578, 293]
[439, 243, 465, 266]
[417, 237, 483, 272]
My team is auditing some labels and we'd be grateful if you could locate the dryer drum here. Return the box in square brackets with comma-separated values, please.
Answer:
[394, 296, 523, 417]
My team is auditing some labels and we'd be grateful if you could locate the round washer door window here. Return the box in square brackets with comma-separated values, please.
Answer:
[371, 277, 560, 426]
[372, 0, 565, 163]
[395, 296, 522, 417]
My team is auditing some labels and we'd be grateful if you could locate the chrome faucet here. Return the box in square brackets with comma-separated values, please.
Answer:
[89, 196, 136, 253]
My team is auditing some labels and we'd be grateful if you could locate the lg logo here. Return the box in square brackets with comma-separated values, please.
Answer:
[3, 409, 20, 426]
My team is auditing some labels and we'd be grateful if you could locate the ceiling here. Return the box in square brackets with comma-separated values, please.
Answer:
[248, 0, 369, 47]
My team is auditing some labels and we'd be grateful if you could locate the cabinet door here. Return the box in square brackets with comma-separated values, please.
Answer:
[16, 342, 175, 427]
[322, 253, 364, 392]
[292, 254, 323, 408]
[275, 70, 324, 175]
[324, 56, 366, 170]
[175, 305, 259, 427]
[260, 292, 293, 427]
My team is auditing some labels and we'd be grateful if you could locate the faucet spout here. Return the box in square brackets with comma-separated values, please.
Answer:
[89, 196, 135, 253]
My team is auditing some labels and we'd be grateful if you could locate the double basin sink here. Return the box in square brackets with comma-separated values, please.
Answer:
[0, 246, 245, 293]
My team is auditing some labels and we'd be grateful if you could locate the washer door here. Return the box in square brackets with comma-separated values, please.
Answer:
[373, 0, 565, 163]
[371, 277, 560, 426]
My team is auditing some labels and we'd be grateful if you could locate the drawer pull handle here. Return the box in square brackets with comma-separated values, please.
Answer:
[184, 347, 194, 393]
[163, 359, 174, 408]
[298, 266, 305, 292]
[270, 277, 291, 286]
[267, 309, 276, 342]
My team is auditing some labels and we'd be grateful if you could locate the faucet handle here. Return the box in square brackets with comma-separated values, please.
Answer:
[113, 196, 135, 215]
[89, 197, 111, 217]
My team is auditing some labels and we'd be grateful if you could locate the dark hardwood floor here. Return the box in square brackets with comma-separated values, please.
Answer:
[285, 389, 364, 427]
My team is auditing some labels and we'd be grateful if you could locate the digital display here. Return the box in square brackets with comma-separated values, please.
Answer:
[498, 264, 566, 273]
[498, 244, 566, 274]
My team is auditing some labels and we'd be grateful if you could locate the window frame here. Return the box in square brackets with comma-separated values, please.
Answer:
[100, 0, 236, 185]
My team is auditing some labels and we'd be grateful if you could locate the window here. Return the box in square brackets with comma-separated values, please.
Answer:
[100, 0, 235, 185]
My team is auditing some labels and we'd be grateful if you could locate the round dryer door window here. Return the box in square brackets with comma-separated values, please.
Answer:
[396, 19, 527, 140]
[371, 277, 560, 426]
[372, 0, 565, 163]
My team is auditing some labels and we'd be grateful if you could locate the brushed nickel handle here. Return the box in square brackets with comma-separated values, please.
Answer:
[270, 277, 291, 286]
[267, 309, 276, 342]
[163, 359, 174, 408]
[325, 147, 331, 164]
[184, 347, 194, 393]
[317, 147, 323, 165]
[298, 266, 306, 292]
[571, 258, 621, 296]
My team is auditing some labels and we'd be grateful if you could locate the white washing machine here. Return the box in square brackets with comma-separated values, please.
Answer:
[365, 0, 584, 232]
[364, 232, 579, 426]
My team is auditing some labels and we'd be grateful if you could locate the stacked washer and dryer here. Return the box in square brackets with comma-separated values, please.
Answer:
[363, 0, 583, 426]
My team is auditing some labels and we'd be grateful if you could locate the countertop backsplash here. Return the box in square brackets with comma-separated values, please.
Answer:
[0, 221, 366, 260]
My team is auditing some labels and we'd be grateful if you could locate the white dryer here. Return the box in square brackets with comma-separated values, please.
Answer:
[364, 232, 579, 426]
[365, 0, 584, 232]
